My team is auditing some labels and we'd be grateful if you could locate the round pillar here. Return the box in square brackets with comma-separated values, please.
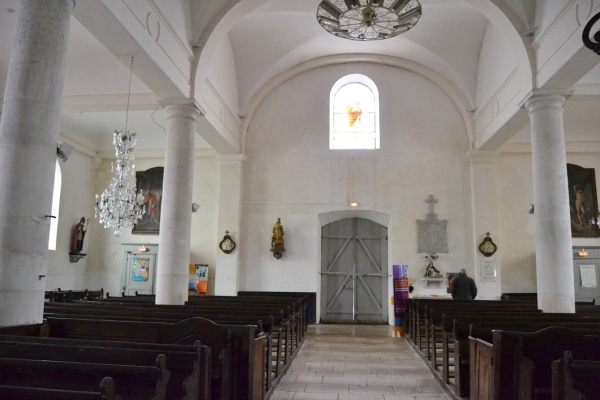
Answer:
[525, 95, 574, 313]
[155, 101, 200, 305]
[0, 0, 73, 327]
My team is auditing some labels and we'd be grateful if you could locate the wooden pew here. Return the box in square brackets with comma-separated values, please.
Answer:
[469, 326, 600, 400]
[45, 316, 265, 400]
[552, 351, 600, 400]
[92, 295, 303, 352]
[0, 354, 168, 400]
[408, 299, 538, 352]
[0, 335, 210, 400]
[466, 320, 600, 400]
[438, 310, 543, 394]
[83, 294, 303, 381]
[421, 305, 600, 398]
[421, 301, 540, 367]
[44, 301, 289, 393]
[0, 376, 118, 400]
[45, 288, 104, 302]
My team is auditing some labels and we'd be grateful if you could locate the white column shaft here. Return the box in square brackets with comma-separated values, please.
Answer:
[156, 102, 200, 305]
[0, 0, 73, 327]
[526, 95, 574, 313]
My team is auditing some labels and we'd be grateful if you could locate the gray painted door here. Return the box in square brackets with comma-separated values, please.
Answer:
[321, 218, 388, 323]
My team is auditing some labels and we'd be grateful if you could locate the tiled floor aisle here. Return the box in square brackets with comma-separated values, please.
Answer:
[271, 325, 452, 400]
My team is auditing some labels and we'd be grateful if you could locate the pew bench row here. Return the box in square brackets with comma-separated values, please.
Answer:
[405, 298, 600, 400]
[0, 292, 310, 400]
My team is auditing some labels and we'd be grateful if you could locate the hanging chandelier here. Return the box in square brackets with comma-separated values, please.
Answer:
[95, 57, 145, 237]
[317, 0, 422, 41]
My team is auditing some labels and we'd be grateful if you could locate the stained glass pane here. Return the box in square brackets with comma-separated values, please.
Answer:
[330, 80, 379, 149]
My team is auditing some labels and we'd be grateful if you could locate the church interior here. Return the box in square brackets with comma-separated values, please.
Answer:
[1, 0, 600, 327]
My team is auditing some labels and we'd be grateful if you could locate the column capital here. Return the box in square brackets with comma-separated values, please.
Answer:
[523, 91, 569, 113]
[159, 98, 204, 120]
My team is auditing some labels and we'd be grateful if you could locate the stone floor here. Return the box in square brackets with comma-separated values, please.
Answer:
[270, 324, 454, 400]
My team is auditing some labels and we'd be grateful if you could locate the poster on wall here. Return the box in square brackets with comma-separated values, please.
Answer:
[189, 264, 209, 295]
[131, 257, 150, 282]
[392, 265, 409, 337]
[480, 259, 498, 282]
[580, 265, 598, 288]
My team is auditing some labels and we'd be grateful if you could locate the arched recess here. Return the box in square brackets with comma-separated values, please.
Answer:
[241, 54, 474, 152]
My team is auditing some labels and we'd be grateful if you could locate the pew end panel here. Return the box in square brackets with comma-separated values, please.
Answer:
[469, 337, 494, 400]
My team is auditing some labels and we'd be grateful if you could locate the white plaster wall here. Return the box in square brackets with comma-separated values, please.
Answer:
[496, 153, 536, 292]
[46, 150, 96, 291]
[190, 154, 220, 293]
[476, 21, 518, 109]
[83, 153, 220, 297]
[155, 0, 191, 42]
[496, 150, 600, 293]
[534, 1, 568, 39]
[241, 63, 470, 320]
[206, 35, 240, 113]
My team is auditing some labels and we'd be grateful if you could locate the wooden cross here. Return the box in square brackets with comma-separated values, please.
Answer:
[425, 195, 437, 216]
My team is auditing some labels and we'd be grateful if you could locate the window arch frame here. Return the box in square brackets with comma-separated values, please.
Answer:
[329, 74, 380, 150]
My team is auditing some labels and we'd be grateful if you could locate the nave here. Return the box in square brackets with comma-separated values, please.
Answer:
[271, 325, 451, 400]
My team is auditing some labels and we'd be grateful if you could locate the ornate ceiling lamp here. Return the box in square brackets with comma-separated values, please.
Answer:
[95, 57, 145, 237]
[317, 0, 422, 41]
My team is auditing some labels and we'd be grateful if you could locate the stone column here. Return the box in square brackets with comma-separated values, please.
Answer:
[467, 151, 502, 300]
[525, 95, 574, 313]
[155, 100, 201, 305]
[214, 155, 245, 295]
[0, 0, 73, 327]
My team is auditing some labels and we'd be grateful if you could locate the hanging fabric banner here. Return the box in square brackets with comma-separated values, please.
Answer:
[393, 264, 410, 336]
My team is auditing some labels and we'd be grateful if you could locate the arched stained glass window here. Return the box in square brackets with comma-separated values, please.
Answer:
[330, 74, 380, 150]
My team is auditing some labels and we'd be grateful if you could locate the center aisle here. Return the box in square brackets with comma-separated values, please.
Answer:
[271, 324, 453, 400]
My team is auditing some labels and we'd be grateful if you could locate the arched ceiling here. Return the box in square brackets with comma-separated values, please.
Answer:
[1, 0, 599, 154]
[197, 0, 515, 114]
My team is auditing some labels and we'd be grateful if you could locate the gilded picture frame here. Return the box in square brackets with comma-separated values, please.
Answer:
[567, 163, 600, 238]
[133, 166, 164, 234]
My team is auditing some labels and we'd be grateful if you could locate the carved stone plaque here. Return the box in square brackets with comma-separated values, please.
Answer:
[417, 195, 449, 254]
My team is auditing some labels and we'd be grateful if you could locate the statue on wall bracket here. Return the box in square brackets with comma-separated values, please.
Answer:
[270, 218, 285, 259]
[69, 216, 90, 263]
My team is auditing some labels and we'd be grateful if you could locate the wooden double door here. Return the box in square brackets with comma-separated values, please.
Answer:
[320, 218, 388, 323]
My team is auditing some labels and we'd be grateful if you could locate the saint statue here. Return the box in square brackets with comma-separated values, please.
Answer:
[70, 217, 89, 254]
[270, 218, 286, 259]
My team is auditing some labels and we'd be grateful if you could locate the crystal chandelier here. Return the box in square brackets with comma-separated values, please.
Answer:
[317, 0, 422, 41]
[95, 57, 145, 237]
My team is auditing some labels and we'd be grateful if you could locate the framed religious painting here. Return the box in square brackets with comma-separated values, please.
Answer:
[567, 164, 600, 238]
[133, 166, 164, 234]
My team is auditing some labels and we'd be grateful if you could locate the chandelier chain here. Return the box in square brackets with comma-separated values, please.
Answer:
[95, 56, 146, 236]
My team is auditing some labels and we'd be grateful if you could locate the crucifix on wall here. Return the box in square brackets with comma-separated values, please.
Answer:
[417, 195, 449, 254]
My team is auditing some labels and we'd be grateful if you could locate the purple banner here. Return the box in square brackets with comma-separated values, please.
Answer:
[393, 264, 409, 333]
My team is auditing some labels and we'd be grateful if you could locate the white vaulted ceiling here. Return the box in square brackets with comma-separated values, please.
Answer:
[0, 0, 599, 154]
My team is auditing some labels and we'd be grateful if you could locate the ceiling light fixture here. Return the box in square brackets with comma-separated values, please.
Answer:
[317, 0, 421, 41]
[95, 56, 146, 237]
